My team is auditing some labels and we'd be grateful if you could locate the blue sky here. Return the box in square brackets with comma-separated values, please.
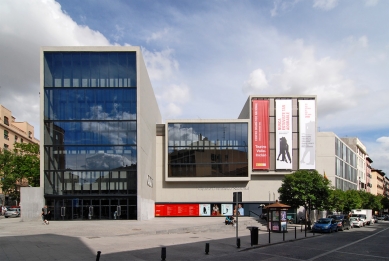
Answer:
[0, 0, 388, 172]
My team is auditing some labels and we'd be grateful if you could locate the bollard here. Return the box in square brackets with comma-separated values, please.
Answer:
[205, 243, 210, 254]
[161, 247, 166, 261]
[305, 223, 307, 238]
[268, 228, 271, 244]
[295, 226, 297, 239]
[96, 251, 101, 261]
[236, 238, 240, 248]
[283, 228, 285, 241]
[301, 224, 302, 232]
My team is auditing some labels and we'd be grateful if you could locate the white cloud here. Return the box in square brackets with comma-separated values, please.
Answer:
[147, 28, 170, 43]
[242, 41, 366, 118]
[165, 103, 182, 119]
[242, 69, 268, 94]
[270, 0, 302, 17]
[313, 0, 338, 10]
[343, 35, 369, 49]
[366, 137, 389, 172]
[160, 84, 190, 104]
[377, 137, 389, 149]
[0, 0, 111, 138]
[142, 47, 179, 81]
[365, 0, 380, 6]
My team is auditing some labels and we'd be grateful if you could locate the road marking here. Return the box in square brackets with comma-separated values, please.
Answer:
[308, 227, 389, 260]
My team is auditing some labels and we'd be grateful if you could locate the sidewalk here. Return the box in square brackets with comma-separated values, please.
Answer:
[0, 215, 319, 260]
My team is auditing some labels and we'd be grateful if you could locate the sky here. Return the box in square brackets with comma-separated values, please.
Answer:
[0, 0, 388, 172]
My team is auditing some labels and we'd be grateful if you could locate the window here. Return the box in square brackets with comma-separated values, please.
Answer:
[21, 138, 23, 143]
[4, 116, 9, 126]
[4, 144, 9, 150]
[29, 131, 32, 139]
[15, 136, 18, 142]
[4, 130, 9, 140]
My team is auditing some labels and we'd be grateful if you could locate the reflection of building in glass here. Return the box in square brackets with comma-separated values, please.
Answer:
[167, 122, 248, 178]
[41, 47, 161, 221]
[169, 149, 248, 177]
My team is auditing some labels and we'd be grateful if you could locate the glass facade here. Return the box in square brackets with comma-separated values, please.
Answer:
[335, 138, 357, 190]
[168, 123, 248, 177]
[43, 51, 137, 220]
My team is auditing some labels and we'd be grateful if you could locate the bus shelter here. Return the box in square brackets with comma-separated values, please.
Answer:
[264, 200, 290, 232]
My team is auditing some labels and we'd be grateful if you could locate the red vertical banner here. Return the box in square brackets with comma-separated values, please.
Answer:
[252, 100, 269, 170]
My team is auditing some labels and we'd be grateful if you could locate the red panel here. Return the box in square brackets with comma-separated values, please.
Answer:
[155, 204, 200, 217]
[252, 100, 269, 170]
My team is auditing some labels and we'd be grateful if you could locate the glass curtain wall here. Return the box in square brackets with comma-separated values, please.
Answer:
[43, 52, 137, 220]
[168, 123, 248, 177]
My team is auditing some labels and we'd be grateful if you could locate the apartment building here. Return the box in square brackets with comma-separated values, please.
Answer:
[0, 104, 40, 205]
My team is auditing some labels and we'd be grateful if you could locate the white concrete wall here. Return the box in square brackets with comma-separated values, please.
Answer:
[316, 132, 337, 186]
[137, 48, 162, 220]
[20, 187, 44, 222]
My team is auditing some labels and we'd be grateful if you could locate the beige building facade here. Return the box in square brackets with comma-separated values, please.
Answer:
[0, 104, 40, 205]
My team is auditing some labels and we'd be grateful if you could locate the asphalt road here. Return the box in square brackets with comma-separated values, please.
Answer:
[1, 216, 388, 261]
[104, 221, 389, 261]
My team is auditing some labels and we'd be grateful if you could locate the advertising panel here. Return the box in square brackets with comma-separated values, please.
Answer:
[199, 204, 211, 216]
[275, 100, 292, 169]
[299, 100, 316, 169]
[252, 100, 269, 170]
[155, 204, 199, 216]
[221, 204, 233, 216]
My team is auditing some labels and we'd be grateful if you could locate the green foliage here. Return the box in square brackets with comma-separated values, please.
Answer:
[278, 169, 387, 215]
[382, 197, 389, 210]
[0, 143, 40, 201]
[278, 169, 331, 215]
[326, 189, 346, 213]
[343, 189, 362, 212]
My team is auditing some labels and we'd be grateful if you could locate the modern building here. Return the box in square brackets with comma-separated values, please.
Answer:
[40, 46, 161, 221]
[38, 46, 350, 224]
[341, 137, 367, 191]
[316, 132, 358, 191]
[156, 96, 317, 222]
[0, 104, 40, 205]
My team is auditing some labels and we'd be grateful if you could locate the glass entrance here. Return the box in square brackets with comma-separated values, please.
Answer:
[45, 197, 137, 220]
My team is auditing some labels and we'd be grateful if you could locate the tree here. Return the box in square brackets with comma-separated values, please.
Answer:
[343, 189, 362, 213]
[326, 189, 346, 213]
[278, 169, 331, 227]
[0, 143, 40, 203]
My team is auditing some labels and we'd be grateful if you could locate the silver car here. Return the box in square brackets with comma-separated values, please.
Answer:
[5, 208, 21, 218]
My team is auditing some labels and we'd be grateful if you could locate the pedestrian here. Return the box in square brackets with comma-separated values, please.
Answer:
[1, 205, 6, 216]
[41, 205, 50, 225]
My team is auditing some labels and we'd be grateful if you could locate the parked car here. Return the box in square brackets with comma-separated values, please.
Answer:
[376, 215, 385, 220]
[327, 214, 351, 231]
[5, 207, 21, 218]
[350, 216, 363, 228]
[351, 214, 366, 226]
[312, 218, 338, 233]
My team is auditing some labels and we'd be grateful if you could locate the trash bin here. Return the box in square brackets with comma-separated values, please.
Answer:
[247, 226, 259, 245]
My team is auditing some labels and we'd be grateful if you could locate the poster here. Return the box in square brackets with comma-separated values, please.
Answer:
[199, 204, 211, 216]
[299, 100, 316, 169]
[211, 204, 221, 216]
[275, 100, 293, 169]
[252, 100, 269, 170]
[221, 204, 233, 216]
